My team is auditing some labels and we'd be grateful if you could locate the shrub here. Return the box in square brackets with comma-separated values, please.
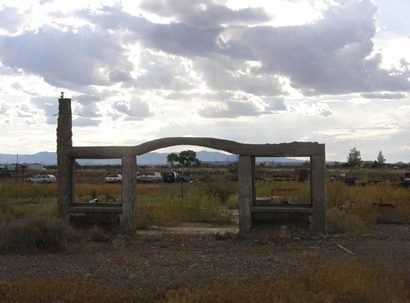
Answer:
[0, 215, 72, 254]
[326, 207, 365, 234]
[200, 178, 236, 203]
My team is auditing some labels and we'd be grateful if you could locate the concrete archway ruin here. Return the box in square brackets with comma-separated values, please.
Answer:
[57, 97, 326, 234]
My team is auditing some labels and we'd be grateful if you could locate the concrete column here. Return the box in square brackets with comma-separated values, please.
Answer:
[56, 97, 73, 221]
[238, 155, 254, 234]
[121, 155, 136, 233]
[310, 154, 326, 234]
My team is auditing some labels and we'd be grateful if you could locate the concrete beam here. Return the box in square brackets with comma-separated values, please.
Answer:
[70, 139, 324, 159]
[70, 146, 133, 159]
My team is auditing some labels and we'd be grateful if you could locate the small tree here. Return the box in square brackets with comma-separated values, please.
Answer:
[347, 147, 362, 167]
[167, 153, 179, 167]
[376, 151, 386, 166]
[178, 150, 200, 167]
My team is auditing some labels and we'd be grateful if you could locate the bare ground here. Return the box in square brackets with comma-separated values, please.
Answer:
[0, 223, 409, 300]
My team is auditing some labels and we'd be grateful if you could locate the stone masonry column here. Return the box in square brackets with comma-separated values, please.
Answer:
[121, 154, 136, 233]
[310, 154, 326, 234]
[57, 96, 73, 221]
[238, 155, 255, 234]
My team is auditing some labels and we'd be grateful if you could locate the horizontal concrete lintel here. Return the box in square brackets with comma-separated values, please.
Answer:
[69, 146, 134, 159]
[67, 139, 324, 158]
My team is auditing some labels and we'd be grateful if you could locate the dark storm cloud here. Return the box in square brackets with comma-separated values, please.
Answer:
[0, 26, 133, 89]
[111, 98, 152, 121]
[77, 0, 409, 97]
[194, 56, 284, 95]
[221, 1, 410, 94]
[140, 0, 270, 27]
[198, 100, 264, 118]
[78, 6, 222, 57]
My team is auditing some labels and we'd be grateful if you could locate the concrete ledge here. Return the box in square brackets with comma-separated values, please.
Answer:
[67, 204, 122, 213]
[251, 206, 314, 214]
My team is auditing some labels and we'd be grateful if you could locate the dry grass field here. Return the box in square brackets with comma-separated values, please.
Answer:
[0, 166, 409, 302]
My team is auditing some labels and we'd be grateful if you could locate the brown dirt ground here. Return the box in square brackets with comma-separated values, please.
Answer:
[0, 223, 409, 300]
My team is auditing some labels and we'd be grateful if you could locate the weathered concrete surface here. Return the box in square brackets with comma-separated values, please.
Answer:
[70, 138, 324, 159]
[310, 155, 326, 234]
[57, 97, 326, 234]
[238, 155, 254, 234]
[121, 155, 136, 233]
[56, 98, 73, 221]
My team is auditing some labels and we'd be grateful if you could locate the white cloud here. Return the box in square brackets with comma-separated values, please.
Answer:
[111, 97, 152, 121]
[0, 25, 133, 89]
[0, 0, 409, 162]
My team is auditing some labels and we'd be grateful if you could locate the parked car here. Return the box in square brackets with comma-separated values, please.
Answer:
[139, 172, 162, 183]
[178, 174, 193, 182]
[105, 173, 122, 183]
[28, 174, 56, 183]
[402, 172, 410, 185]
[163, 171, 179, 183]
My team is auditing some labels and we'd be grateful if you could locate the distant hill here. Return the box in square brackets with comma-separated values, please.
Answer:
[0, 151, 304, 166]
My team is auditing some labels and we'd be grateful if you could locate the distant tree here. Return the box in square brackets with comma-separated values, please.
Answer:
[177, 150, 200, 167]
[167, 153, 179, 167]
[376, 151, 386, 166]
[347, 147, 362, 167]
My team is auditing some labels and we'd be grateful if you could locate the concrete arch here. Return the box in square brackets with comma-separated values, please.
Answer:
[57, 97, 326, 235]
[133, 137, 242, 155]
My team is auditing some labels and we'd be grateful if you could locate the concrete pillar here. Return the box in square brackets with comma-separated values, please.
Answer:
[238, 155, 255, 234]
[56, 97, 73, 221]
[310, 155, 326, 234]
[121, 155, 136, 233]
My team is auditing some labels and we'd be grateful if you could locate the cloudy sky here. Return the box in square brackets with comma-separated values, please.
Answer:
[0, 0, 409, 162]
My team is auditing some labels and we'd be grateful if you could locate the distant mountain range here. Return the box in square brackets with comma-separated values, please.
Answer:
[0, 151, 305, 166]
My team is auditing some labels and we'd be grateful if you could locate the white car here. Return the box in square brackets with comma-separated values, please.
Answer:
[105, 173, 122, 183]
[138, 172, 162, 183]
[28, 174, 56, 183]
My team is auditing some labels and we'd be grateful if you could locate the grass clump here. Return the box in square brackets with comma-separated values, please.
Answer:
[165, 261, 409, 303]
[0, 215, 71, 254]
[326, 207, 365, 234]
[0, 278, 140, 303]
[200, 178, 237, 203]
[137, 188, 233, 229]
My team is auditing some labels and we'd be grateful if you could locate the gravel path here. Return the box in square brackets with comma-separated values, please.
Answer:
[0, 223, 408, 298]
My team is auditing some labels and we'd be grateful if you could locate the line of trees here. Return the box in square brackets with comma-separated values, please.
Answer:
[346, 147, 386, 168]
